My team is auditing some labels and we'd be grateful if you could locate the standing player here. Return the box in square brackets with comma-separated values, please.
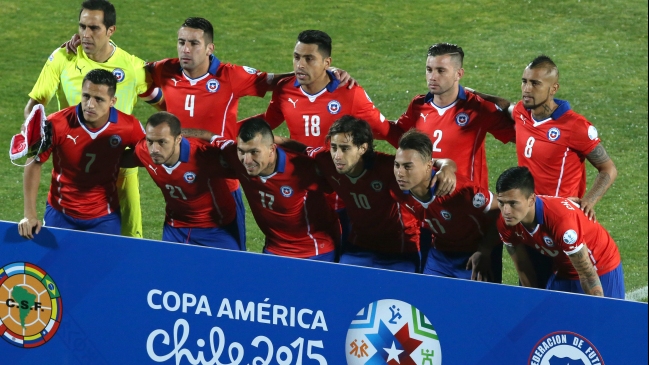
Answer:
[215, 118, 339, 261]
[495, 167, 624, 298]
[124, 112, 241, 249]
[393, 129, 501, 281]
[19, 70, 145, 239]
[309, 116, 456, 273]
[25, 0, 156, 238]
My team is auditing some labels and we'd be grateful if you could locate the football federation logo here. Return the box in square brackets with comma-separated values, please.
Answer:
[440, 210, 452, 220]
[472, 193, 486, 208]
[0, 262, 62, 348]
[563, 229, 578, 245]
[371, 180, 383, 192]
[588, 126, 598, 140]
[280, 185, 294, 197]
[327, 100, 342, 114]
[184, 171, 196, 184]
[455, 112, 470, 127]
[543, 235, 555, 247]
[112, 68, 125, 83]
[346, 299, 441, 365]
[529, 331, 604, 365]
[547, 127, 561, 141]
[109, 135, 122, 148]
[206, 79, 220, 93]
[243, 66, 258, 74]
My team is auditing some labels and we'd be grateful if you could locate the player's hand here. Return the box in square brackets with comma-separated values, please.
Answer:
[61, 34, 81, 54]
[568, 197, 597, 221]
[466, 251, 493, 282]
[431, 166, 456, 196]
[18, 217, 42, 239]
[329, 67, 358, 89]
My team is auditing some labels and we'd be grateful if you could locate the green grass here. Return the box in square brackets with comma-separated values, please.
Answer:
[0, 0, 646, 298]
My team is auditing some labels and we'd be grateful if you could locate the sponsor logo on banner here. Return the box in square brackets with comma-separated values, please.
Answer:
[206, 79, 220, 93]
[280, 185, 294, 197]
[184, 172, 196, 184]
[529, 331, 604, 365]
[0, 262, 62, 348]
[113, 68, 125, 83]
[455, 112, 470, 126]
[548, 127, 561, 141]
[327, 100, 341, 114]
[346, 299, 442, 365]
[109, 135, 122, 148]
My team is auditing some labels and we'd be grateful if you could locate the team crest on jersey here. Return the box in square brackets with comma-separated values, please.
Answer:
[543, 235, 555, 247]
[242, 66, 258, 74]
[455, 112, 470, 127]
[206, 79, 220, 93]
[528, 331, 603, 365]
[0, 262, 63, 348]
[346, 299, 442, 365]
[327, 100, 342, 114]
[588, 125, 598, 140]
[280, 185, 294, 197]
[547, 127, 561, 141]
[112, 68, 125, 83]
[441, 210, 452, 220]
[184, 172, 196, 184]
[472, 193, 486, 208]
[563, 229, 578, 245]
[370, 180, 383, 192]
[109, 135, 122, 148]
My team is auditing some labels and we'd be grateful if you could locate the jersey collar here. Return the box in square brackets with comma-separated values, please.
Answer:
[179, 54, 221, 75]
[533, 196, 545, 225]
[530, 98, 572, 122]
[424, 85, 467, 103]
[76, 104, 118, 125]
[275, 146, 287, 173]
[179, 137, 191, 163]
[293, 70, 340, 93]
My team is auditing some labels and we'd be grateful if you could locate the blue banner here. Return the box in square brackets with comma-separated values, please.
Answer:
[0, 220, 646, 364]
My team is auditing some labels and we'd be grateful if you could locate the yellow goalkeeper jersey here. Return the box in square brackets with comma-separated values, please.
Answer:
[29, 42, 148, 114]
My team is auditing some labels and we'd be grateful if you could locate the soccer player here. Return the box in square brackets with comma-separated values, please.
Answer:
[19, 69, 145, 239]
[25, 0, 154, 238]
[123, 112, 241, 249]
[309, 116, 456, 273]
[214, 118, 339, 261]
[495, 167, 624, 298]
[393, 129, 501, 281]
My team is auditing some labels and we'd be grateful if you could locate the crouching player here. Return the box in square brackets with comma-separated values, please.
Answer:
[393, 129, 502, 281]
[496, 166, 624, 298]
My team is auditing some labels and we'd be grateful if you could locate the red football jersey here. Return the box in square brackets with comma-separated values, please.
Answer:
[37, 105, 144, 219]
[498, 196, 621, 279]
[395, 176, 494, 253]
[133, 137, 235, 228]
[394, 86, 514, 189]
[220, 144, 338, 258]
[263, 73, 389, 146]
[313, 150, 420, 253]
[513, 99, 601, 198]
[147, 55, 268, 192]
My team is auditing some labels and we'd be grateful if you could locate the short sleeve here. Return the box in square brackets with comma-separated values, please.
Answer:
[228, 64, 268, 98]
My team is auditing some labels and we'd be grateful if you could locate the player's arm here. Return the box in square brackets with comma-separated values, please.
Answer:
[266, 68, 356, 90]
[505, 243, 538, 288]
[466, 201, 500, 281]
[24, 99, 41, 120]
[274, 136, 308, 153]
[465, 87, 514, 117]
[19, 158, 44, 239]
[567, 244, 604, 296]
[181, 128, 215, 142]
[431, 158, 457, 196]
[577, 144, 617, 220]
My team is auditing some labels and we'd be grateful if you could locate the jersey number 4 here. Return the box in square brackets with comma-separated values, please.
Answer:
[185, 95, 196, 117]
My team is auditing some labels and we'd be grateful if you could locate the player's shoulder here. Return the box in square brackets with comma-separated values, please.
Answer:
[276, 75, 296, 88]
[538, 195, 579, 220]
[148, 58, 179, 72]
[411, 94, 428, 104]
[47, 46, 76, 65]
[111, 44, 144, 64]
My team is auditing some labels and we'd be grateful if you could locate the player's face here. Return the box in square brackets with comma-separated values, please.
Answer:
[145, 124, 181, 165]
[329, 133, 367, 177]
[293, 42, 331, 88]
[521, 67, 559, 110]
[78, 9, 115, 56]
[426, 55, 463, 97]
[496, 189, 535, 226]
[394, 148, 432, 191]
[237, 134, 277, 177]
[177, 27, 214, 74]
[80, 80, 116, 125]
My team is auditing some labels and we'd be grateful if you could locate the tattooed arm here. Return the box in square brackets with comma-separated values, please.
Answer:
[568, 244, 604, 296]
[576, 144, 617, 220]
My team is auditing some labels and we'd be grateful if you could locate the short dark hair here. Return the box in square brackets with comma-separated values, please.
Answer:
[427, 42, 464, 67]
[297, 30, 332, 58]
[527, 54, 559, 78]
[146, 112, 182, 137]
[80, 0, 116, 28]
[238, 118, 274, 144]
[326, 115, 374, 155]
[398, 129, 432, 162]
[83, 69, 117, 97]
[496, 166, 535, 197]
[182, 17, 214, 44]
